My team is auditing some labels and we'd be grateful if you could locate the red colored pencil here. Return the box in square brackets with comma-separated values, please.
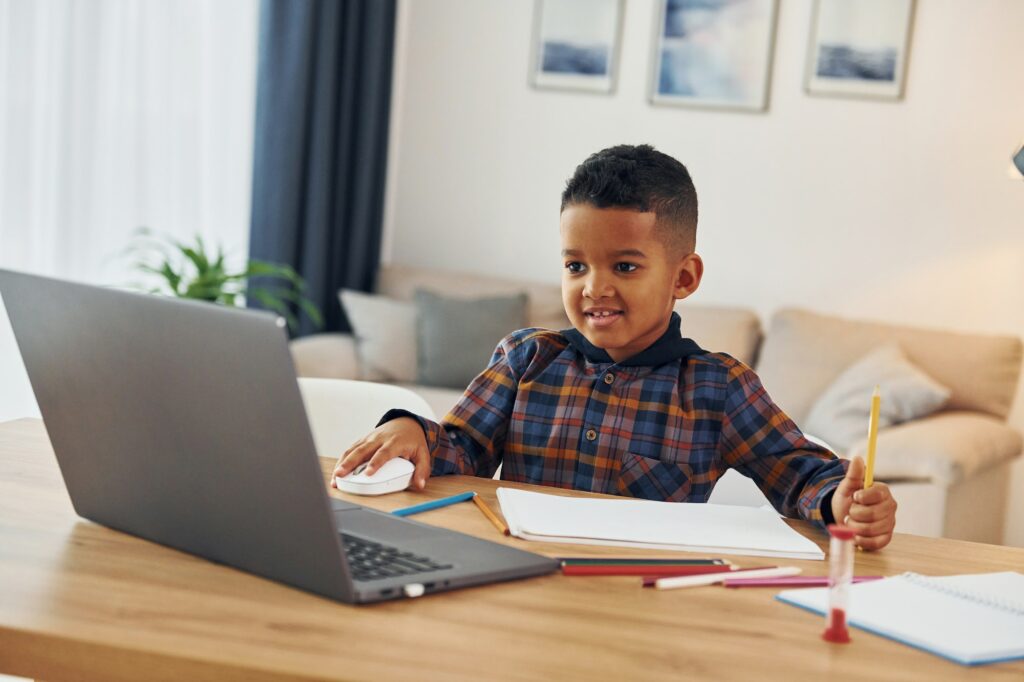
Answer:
[562, 564, 734, 577]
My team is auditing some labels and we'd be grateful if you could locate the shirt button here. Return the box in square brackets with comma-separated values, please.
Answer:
[585, 429, 597, 441]
[603, 373, 615, 385]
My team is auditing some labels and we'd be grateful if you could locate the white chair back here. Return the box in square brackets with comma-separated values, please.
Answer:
[297, 378, 437, 459]
[706, 469, 772, 507]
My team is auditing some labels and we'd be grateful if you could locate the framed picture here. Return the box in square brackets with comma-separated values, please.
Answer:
[805, 0, 916, 100]
[649, 0, 779, 112]
[529, 0, 624, 94]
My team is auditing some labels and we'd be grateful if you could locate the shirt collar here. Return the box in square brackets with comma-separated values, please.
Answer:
[562, 312, 705, 367]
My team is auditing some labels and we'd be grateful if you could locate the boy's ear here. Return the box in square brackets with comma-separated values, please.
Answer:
[672, 253, 703, 301]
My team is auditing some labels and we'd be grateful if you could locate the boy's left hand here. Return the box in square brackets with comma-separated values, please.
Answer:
[830, 456, 897, 551]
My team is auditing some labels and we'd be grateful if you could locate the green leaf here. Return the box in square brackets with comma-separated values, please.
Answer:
[248, 287, 298, 332]
[137, 261, 183, 296]
[264, 285, 323, 329]
[297, 297, 323, 328]
[243, 260, 302, 286]
[179, 245, 210, 276]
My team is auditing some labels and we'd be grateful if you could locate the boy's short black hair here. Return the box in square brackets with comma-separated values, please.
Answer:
[560, 144, 698, 254]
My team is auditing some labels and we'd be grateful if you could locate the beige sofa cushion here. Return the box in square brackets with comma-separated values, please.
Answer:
[755, 308, 1022, 424]
[847, 411, 1023, 486]
[675, 302, 762, 367]
[377, 263, 569, 331]
[289, 333, 360, 380]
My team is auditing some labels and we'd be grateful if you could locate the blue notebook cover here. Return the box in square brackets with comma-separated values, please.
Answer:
[776, 572, 1024, 666]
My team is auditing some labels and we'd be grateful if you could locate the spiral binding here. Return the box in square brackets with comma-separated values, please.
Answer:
[900, 572, 1024, 617]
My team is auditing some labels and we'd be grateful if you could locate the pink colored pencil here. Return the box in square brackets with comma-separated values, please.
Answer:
[722, 575, 883, 588]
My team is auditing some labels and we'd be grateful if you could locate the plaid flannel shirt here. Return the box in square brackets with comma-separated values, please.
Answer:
[383, 313, 847, 527]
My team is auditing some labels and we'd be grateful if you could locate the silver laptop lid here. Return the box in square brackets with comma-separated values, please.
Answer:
[0, 269, 354, 601]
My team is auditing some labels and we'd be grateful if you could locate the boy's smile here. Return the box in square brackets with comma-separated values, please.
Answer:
[560, 205, 702, 362]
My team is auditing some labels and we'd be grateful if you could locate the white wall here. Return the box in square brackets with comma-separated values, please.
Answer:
[383, 0, 1024, 543]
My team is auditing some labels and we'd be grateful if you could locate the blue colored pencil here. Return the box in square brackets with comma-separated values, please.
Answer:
[390, 491, 476, 517]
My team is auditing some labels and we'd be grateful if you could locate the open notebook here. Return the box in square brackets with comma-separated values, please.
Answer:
[777, 572, 1024, 665]
[496, 488, 824, 560]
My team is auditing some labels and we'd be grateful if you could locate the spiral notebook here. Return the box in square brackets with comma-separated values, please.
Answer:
[777, 572, 1024, 665]
[496, 488, 824, 560]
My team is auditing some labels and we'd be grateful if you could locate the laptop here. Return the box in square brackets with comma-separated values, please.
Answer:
[0, 269, 558, 603]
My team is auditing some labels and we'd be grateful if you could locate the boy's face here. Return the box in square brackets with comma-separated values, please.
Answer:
[560, 205, 702, 363]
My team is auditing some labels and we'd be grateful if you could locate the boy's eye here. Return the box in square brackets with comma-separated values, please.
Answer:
[565, 262, 586, 274]
[615, 262, 638, 273]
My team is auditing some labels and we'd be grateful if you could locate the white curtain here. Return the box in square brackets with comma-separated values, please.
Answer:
[0, 0, 259, 421]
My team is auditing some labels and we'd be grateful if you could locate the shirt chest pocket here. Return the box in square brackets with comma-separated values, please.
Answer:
[614, 433, 721, 502]
[614, 451, 694, 503]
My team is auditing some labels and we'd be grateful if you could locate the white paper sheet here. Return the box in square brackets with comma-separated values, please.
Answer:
[496, 488, 825, 560]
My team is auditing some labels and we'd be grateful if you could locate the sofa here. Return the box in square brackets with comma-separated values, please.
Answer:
[290, 263, 1024, 543]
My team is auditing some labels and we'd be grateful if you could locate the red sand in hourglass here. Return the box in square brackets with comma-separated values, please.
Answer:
[822, 606, 850, 643]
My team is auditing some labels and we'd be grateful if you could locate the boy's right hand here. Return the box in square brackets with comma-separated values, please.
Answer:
[331, 417, 431, 491]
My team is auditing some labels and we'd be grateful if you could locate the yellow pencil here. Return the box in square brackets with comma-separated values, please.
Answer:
[864, 385, 881, 488]
[472, 493, 510, 536]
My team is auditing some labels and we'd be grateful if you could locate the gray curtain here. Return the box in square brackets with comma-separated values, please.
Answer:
[248, 0, 396, 335]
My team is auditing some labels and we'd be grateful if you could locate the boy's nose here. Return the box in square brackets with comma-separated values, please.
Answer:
[583, 273, 614, 299]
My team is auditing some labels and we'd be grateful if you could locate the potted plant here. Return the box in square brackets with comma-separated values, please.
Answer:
[129, 229, 321, 333]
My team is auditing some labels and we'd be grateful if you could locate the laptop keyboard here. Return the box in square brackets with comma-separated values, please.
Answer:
[341, 533, 453, 582]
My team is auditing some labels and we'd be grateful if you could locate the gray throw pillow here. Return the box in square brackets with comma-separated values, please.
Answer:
[803, 344, 951, 453]
[338, 289, 418, 383]
[414, 289, 528, 390]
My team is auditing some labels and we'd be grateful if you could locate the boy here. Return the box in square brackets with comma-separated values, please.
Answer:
[334, 144, 897, 549]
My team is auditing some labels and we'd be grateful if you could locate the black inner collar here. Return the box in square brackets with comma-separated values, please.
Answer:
[562, 312, 705, 367]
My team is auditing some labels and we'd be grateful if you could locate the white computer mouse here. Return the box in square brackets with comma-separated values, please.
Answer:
[335, 458, 415, 496]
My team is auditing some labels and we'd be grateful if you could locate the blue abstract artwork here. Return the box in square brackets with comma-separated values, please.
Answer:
[651, 0, 778, 111]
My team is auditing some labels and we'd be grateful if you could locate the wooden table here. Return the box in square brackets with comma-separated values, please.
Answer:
[1, 418, 1022, 681]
